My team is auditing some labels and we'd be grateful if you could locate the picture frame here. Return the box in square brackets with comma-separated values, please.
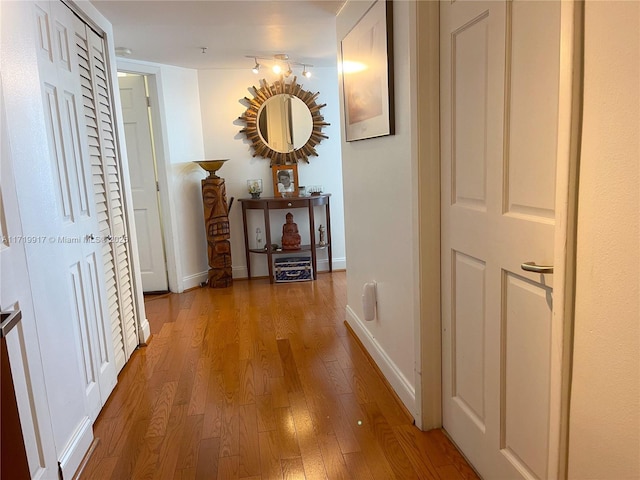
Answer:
[340, 0, 394, 142]
[272, 164, 299, 198]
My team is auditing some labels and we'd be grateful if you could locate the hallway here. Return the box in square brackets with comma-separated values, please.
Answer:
[79, 272, 477, 479]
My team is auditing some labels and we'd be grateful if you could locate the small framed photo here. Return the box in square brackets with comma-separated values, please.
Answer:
[272, 164, 299, 198]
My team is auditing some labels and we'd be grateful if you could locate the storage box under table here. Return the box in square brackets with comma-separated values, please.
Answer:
[274, 256, 313, 283]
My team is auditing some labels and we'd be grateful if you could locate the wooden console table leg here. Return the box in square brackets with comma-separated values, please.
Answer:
[263, 205, 274, 283]
[241, 202, 251, 279]
[308, 202, 317, 280]
[326, 197, 333, 272]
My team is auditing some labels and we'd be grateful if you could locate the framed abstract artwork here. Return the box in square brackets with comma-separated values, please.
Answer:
[340, 0, 394, 141]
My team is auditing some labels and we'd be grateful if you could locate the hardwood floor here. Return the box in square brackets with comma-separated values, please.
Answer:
[80, 272, 478, 479]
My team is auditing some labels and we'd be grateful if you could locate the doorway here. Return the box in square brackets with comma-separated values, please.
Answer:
[118, 72, 169, 293]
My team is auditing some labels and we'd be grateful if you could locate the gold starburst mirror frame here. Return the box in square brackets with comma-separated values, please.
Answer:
[239, 77, 329, 165]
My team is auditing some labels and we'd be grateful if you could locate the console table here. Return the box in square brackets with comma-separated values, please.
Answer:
[239, 194, 332, 283]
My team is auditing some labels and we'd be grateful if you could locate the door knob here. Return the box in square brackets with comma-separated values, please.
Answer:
[521, 262, 553, 274]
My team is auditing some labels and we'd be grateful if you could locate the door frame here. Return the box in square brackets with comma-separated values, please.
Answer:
[116, 59, 183, 294]
[415, 0, 442, 431]
[416, 1, 583, 477]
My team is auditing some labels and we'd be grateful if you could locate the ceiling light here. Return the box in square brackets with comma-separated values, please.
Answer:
[252, 58, 260, 74]
[245, 55, 313, 78]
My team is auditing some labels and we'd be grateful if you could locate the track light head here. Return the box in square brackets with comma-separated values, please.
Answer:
[252, 58, 260, 74]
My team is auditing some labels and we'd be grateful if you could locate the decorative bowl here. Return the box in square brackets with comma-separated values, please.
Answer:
[194, 159, 229, 178]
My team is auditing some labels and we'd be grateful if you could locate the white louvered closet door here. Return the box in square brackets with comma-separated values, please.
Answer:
[33, 0, 118, 423]
[73, 15, 138, 373]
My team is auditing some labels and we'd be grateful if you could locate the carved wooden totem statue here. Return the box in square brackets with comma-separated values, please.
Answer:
[201, 173, 232, 288]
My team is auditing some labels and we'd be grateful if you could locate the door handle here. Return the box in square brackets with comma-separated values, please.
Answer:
[521, 262, 554, 274]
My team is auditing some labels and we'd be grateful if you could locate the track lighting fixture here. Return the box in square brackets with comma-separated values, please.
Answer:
[251, 58, 260, 74]
[245, 54, 313, 78]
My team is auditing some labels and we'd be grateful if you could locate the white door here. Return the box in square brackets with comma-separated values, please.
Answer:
[34, 0, 117, 422]
[0, 78, 59, 480]
[441, 1, 574, 478]
[74, 17, 139, 372]
[118, 75, 168, 292]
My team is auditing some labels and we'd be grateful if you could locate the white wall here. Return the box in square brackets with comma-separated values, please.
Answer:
[160, 66, 208, 289]
[568, 2, 640, 477]
[337, 0, 421, 418]
[197, 68, 346, 279]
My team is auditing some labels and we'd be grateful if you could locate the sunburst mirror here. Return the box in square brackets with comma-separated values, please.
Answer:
[239, 77, 329, 165]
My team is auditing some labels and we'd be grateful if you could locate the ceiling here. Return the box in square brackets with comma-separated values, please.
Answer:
[91, 0, 347, 70]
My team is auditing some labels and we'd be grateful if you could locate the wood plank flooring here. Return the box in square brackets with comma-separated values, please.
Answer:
[80, 272, 479, 480]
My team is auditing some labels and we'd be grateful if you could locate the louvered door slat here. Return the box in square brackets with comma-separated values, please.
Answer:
[74, 22, 138, 373]
[87, 28, 137, 369]
[74, 26, 126, 372]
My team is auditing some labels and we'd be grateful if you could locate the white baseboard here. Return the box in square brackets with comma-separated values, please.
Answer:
[139, 317, 151, 344]
[182, 271, 208, 290]
[232, 265, 249, 278]
[319, 257, 346, 271]
[345, 305, 416, 418]
[58, 416, 93, 479]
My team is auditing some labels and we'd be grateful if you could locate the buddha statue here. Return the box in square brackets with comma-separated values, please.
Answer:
[282, 212, 302, 250]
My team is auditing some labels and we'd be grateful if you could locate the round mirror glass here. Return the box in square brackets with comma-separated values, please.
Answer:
[257, 94, 313, 154]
